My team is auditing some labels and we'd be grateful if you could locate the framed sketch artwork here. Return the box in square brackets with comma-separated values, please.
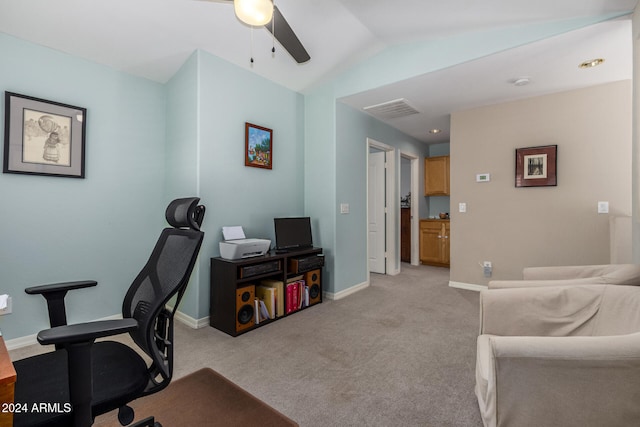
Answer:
[3, 92, 87, 178]
[244, 122, 273, 170]
[515, 145, 557, 187]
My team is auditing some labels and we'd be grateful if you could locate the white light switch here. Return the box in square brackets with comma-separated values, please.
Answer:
[597, 201, 609, 214]
[340, 203, 350, 214]
[459, 202, 467, 213]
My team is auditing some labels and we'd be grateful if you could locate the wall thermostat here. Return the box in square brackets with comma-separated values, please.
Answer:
[476, 173, 490, 182]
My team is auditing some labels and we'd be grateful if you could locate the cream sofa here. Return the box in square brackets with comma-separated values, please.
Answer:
[476, 284, 640, 427]
[488, 263, 640, 289]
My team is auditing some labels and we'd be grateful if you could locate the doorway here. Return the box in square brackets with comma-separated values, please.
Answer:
[367, 138, 397, 276]
[400, 151, 419, 266]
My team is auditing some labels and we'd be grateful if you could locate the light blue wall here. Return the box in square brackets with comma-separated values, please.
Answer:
[335, 103, 428, 291]
[166, 50, 306, 320]
[0, 33, 166, 339]
[165, 52, 200, 317]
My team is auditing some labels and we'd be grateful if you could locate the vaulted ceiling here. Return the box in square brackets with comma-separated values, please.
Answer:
[0, 0, 636, 142]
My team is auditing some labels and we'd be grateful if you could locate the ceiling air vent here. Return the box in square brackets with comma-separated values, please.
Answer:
[363, 98, 420, 119]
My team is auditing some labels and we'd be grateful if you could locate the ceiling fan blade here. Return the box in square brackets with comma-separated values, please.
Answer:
[266, 5, 310, 64]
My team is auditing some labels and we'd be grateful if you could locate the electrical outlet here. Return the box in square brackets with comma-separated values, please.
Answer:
[483, 262, 492, 278]
[0, 297, 12, 315]
[597, 201, 609, 214]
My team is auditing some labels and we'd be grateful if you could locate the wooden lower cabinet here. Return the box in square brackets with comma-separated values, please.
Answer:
[419, 219, 450, 267]
[401, 208, 411, 262]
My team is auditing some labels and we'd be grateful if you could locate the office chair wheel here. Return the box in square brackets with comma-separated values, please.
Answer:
[118, 405, 135, 425]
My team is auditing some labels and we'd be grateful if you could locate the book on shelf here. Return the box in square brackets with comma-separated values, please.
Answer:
[258, 299, 270, 321]
[254, 298, 270, 324]
[260, 279, 284, 318]
[285, 276, 309, 314]
[255, 285, 276, 319]
[254, 299, 260, 325]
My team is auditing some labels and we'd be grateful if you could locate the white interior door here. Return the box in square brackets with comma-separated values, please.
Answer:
[368, 150, 386, 273]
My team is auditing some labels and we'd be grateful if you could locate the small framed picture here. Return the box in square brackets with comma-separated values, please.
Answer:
[244, 122, 272, 170]
[515, 145, 557, 187]
[3, 92, 87, 178]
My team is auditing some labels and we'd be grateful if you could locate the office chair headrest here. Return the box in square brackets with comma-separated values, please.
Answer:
[165, 197, 205, 231]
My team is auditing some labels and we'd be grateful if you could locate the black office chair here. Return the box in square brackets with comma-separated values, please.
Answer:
[12, 197, 205, 427]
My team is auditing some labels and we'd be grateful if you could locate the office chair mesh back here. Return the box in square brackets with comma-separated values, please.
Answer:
[122, 198, 204, 388]
[12, 198, 205, 427]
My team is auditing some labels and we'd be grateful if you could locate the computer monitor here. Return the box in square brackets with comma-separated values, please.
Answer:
[274, 217, 313, 251]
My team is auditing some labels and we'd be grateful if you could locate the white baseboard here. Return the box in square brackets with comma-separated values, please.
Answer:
[5, 334, 39, 351]
[173, 309, 209, 329]
[449, 281, 487, 292]
[324, 280, 369, 300]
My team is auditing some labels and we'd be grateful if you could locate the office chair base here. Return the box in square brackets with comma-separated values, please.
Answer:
[117, 405, 159, 427]
[129, 416, 160, 427]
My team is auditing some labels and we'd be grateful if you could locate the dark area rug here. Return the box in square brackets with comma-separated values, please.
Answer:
[94, 367, 298, 427]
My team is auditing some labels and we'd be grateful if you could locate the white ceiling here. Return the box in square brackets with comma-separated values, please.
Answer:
[0, 0, 636, 143]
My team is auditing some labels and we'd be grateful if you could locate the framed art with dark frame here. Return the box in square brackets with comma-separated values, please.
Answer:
[244, 122, 273, 170]
[515, 145, 557, 187]
[3, 92, 87, 178]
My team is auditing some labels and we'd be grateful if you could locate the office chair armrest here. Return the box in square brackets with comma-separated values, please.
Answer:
[25, 280, 98, 330]
[38, 318, 138, 346]
[25, 280, 98, 295]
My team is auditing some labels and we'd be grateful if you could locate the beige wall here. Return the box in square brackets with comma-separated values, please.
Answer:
[450, 81, 632, 286]
[632, 8, 640, 263]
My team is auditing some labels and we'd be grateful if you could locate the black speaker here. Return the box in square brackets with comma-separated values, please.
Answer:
[236, 285, 255, 333]
[305, 269, 321, 306]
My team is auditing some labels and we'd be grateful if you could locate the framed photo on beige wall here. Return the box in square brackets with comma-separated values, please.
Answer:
[515, 145, 557, 187]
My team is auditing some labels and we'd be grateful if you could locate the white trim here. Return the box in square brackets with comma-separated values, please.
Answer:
[5, 334, 38, 351]
[388, 267, 400, 276]
[400, 151, 420, 267]
[449, 281, 487, 292]
[367, 138, 397, 276]
[173, 308, 210, 329]
[323, 280, 369, 300]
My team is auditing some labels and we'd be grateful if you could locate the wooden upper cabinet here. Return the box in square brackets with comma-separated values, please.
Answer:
[424, 155, 450, 196]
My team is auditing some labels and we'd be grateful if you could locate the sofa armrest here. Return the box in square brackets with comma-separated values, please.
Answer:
[479, 333, 640, 426]
[488, 277, 606, 289]
[522, 264, 612, 280]
[479, 285, 604, 337]
[522, 264, 640, 282]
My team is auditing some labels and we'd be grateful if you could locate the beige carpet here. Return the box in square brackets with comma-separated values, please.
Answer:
[93, 368, 298, 427]
[11, 264, 482, 426]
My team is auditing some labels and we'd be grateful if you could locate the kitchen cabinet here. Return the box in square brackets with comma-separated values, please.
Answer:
[419, 219, 450, 267]
[424, 156, 450, 196]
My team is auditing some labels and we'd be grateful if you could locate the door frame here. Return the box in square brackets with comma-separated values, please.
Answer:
[366, 138, 398, 276]
[400, 151, 420, 266]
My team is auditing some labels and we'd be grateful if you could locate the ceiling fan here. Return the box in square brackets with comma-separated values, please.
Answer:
[202, 0, 310, 64]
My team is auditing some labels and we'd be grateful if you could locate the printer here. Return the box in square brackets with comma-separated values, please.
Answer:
[219, 226, 271, 260]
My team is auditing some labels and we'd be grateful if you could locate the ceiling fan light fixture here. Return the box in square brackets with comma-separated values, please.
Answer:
[234, 0, 273, 26]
